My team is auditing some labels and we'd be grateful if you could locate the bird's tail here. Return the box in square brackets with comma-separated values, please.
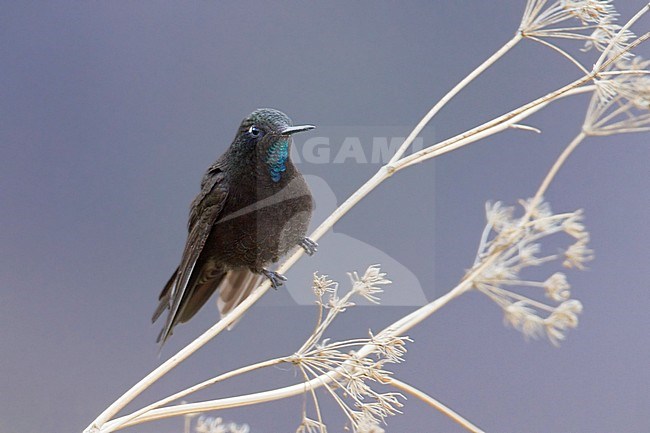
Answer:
[153, 266, 227, 344]
[152, 268, 262, 343]
[152, 269, 177, 325]
[217, 269, 264, 329]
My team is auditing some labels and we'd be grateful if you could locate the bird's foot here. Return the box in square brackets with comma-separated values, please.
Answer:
[300, 237, 318, 256]
[261, 268, 287, 290]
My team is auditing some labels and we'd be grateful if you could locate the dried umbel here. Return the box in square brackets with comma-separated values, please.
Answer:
[293, 266, 409, 432]
[585, 56, 650, 135]
[521, 0, 622, 45]
[471, 199, 592, 346]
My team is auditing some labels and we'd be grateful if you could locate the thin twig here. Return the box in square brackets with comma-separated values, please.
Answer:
[527, 35, 590, 74]
[389, 33, 523, 163]
[389, 378, 486, 433]
[594, 3, 650, 71]
[103, 358, 285, 432]
[526, 131, 587, 215]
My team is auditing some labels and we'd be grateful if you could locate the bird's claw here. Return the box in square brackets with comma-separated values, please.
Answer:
[300, 237, 318, 256]
[261, 269, 287, 290]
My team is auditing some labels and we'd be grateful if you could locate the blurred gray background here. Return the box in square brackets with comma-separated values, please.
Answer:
[1, 1, 648, 432]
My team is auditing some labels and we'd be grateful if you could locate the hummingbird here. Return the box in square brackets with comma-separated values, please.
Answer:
[152, 108, 317, 345]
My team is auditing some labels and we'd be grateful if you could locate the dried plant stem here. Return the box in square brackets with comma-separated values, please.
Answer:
[85, 315, 245, 432]
[105, 263, 492, 430]
[85, 80, 596, 433]
[600, 32, 650, 72]
[389, 378, 486, 433]
[103, 357, 284, 432]
[389, 33, 523, 163]
[527, 131, 587, 214]
[526, 35, 590, 74]
[394, 79, 594, 171]
[594, 3, 650, 70]
[300, 366, 326, 431]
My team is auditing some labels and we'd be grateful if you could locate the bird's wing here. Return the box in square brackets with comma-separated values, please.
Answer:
[155, 164, 228, 344]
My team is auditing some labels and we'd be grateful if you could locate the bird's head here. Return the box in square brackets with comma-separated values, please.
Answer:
[233, 108, 315, 182]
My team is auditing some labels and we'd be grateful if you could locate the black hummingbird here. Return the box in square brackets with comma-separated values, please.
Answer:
[152, 108, 317, 344]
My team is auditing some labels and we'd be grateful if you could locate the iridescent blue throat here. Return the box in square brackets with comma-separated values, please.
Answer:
[265, 138, 289, 182]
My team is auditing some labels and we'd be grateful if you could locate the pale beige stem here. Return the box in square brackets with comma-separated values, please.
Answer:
[105, 269, 485, 429]
[103, 357, 285, 433]
[526, 131, 586, 216]
[599, 32, 650, 73]
[526, 35, 590, 74]
[395, 85, 594, 172]
[393, 77, 594, 171]
[594, 3, 650, 71]
[389, 378, 486, 433]
[389, 33, 523, 163]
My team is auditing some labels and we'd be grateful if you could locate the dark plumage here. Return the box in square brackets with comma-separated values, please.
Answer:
[153, 108, 316, 344]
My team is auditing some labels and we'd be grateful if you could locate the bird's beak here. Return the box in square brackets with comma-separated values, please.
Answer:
[281, 124, 316, 135]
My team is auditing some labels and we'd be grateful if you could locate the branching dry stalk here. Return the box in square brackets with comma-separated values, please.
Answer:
[105, 358, 285, 432]
[85, 2, 650, 432]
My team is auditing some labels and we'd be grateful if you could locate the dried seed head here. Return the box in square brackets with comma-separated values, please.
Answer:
[473, 199, 590, 345]
[544, 272, 571, 302]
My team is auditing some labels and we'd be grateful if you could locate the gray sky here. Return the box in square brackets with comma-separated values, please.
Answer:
[1, 2, 649, 433]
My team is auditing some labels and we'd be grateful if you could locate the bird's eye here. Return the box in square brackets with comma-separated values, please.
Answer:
[248, 125, 262, 138]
